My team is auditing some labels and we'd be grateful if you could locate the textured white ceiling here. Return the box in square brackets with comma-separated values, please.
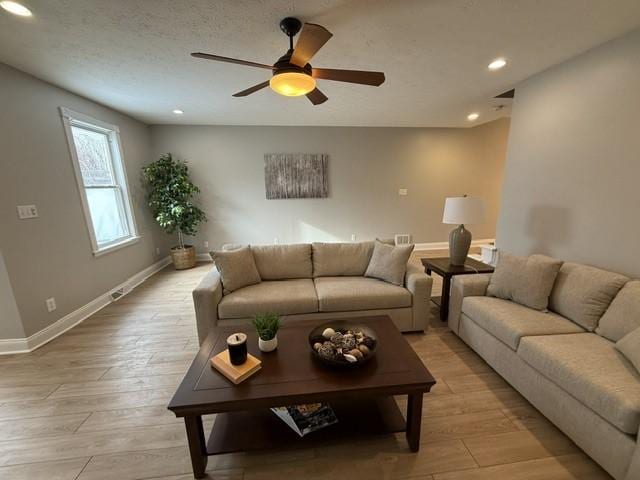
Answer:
[1, 0, 639, 127]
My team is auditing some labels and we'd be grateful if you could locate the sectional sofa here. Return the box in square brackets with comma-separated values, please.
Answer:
[448, 262, 640, 480]
[193, 242, 432, 344]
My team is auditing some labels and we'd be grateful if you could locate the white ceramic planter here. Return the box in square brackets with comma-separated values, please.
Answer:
[258, 336, 278, 352]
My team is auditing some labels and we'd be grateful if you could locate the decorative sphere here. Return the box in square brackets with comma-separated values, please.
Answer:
[362, 337, 376, 349]
[322, 327, 336, 339]
[313, 342, 322, 351]
[318, 342, 336, 360]
[358, 344, 371, 355]
[329, 332, 343, 344]
[349, 348, 363, 360]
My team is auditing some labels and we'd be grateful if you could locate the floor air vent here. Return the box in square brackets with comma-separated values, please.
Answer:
[110, 288, 126, 301]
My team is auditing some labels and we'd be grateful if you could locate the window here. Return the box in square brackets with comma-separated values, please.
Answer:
[60, 108, 138, 256]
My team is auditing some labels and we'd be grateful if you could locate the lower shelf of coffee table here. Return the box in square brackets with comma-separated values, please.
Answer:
[206, 396, 406, 455]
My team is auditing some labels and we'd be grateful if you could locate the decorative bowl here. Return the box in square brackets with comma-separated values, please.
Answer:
[308, 320, 378, 369]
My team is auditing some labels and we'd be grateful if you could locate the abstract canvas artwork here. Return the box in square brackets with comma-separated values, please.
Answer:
[264, 153, 328, 199]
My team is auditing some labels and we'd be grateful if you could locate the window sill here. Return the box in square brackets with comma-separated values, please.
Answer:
[93, 236, 141, 257]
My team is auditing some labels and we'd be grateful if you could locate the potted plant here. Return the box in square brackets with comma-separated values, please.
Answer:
[142, 153, 206, 270]
[252, 313, 282, 352]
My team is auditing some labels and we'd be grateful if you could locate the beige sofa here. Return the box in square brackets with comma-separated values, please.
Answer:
[193, 242, 432, 344]
[448, 262, 640, 480]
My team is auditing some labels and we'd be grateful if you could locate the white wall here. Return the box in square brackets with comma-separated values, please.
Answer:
[496, 28, 640, 277]
[150, 119, 510, 249]
[0, 63, 173, 339]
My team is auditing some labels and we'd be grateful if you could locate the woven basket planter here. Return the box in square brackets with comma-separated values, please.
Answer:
[170, 245, 196, 270]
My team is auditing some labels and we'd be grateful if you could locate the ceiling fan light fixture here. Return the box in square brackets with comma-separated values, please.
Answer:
[269, 72, 316, 97]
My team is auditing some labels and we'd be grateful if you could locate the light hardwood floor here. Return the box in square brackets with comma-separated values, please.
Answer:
[0, 262, 611, 480]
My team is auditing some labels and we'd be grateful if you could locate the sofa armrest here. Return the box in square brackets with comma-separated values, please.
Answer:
[192, 268, 223, 345]
[405, 263, 433, 331]
[626, 435, 640, 480]
[448, 273, 492, 334]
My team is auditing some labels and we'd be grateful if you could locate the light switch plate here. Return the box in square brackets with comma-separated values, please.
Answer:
[17, 205, 38, 219]
[398, 189, 408, 196]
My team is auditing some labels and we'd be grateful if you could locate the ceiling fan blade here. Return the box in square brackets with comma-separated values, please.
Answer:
[191, 52, 272, 70]
[290, 23, 333, 67]
[312, 68, 385, 86]
[232, 80, 270, 97]
[306, 88, 328, 105]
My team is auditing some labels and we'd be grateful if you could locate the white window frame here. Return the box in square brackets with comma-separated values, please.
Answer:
[60, 107, 139, 257]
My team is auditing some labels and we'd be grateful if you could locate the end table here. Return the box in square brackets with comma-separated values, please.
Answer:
[421, 257, 494, 322]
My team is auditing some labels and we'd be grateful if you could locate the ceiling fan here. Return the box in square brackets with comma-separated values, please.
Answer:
[191, 17, 385, 105]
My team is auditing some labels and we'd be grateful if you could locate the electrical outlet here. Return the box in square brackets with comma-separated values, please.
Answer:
[17, 204, 39, 219]
[351, 234, 357, 242]
[155, 247, 160, 256]
[204, 241, 209, 249]
[45, 297, 57, 312]
[395, 234, 411, 245]
[398, 189, 408, 196]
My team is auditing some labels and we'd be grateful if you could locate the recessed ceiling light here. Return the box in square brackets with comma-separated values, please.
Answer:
[0, 1, 32, 17]
[172, 109, 184, 115]
[488, 58, 507, 71]
[467, 112, 479, 121]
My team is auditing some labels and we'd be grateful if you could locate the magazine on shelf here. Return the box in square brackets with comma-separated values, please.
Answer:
[270, 403, 338, 437]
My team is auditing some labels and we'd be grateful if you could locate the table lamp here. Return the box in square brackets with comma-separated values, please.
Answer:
[442, 195, 485, 266]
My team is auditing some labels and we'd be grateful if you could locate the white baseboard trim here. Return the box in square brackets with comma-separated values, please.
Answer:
[414, 238, 495, 252]
[0, 256, 171, 356]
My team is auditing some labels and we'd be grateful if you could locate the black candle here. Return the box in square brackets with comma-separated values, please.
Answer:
[227, 333, 248, 365]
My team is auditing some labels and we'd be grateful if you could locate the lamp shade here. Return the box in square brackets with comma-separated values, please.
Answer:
[442, 196, 485, 225]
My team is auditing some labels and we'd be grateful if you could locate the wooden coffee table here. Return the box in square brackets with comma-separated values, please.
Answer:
[168, 316, 436, 478]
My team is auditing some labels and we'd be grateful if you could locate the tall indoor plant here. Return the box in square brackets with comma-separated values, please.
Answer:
[142, 153, 206, 269]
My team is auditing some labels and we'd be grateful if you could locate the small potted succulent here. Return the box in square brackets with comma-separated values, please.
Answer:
[252, 313, 282, 352]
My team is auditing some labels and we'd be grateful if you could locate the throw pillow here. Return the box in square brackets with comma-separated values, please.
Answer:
[487, 252, 563, 311]
[312, 242, 374, 277]
[364, 240, 414, 286]
[549, 263, 629, 331]
[615, 327, 640, 373]
[596, 280, 640, 342]
[212, 246, 261, 294]
[251, 244, 313, 280]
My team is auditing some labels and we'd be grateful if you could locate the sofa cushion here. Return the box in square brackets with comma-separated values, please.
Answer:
[616, 327, 640, 374]
[596, 280, 640, 342]
[312, 242, 374, 277]
[364, 241, 414, 286]
[251, 244, 312, 280]
[549, 262, 628, 331]
[462, 296, 584, 350]
[314, 276, 411, 312]
[218, 279, 318, 318]
[487, 253, 563, 311]
[211, 246, 261, 294]
[518, 333, 640, 434]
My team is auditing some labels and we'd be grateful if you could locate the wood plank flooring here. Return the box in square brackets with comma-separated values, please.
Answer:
[0, 261, 611, 480]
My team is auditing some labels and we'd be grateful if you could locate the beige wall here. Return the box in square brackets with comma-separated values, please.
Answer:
[0, 59, 510, 341]
[150, 118, 510, 249]
[496, 28, 640, 278]
[0, 249, 24, 339]
[0, 63, 173, 339]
